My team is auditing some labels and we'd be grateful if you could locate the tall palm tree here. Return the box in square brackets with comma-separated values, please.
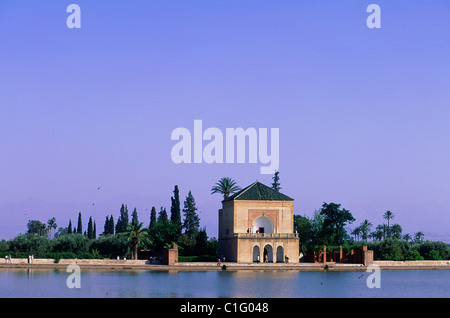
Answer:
[359, 219, 372, 241]
[382, 210, 394, 238]
[126, 221, 148, 260]
[211, 177, 241, 199]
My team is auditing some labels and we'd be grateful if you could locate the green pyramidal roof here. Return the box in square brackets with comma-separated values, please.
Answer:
[223, 181, 294, 202]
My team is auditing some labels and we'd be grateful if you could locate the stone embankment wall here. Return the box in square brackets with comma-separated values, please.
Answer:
[2, 258, 449, 270]
[4, 258, 148, 265]
[374, 260, 450, 266]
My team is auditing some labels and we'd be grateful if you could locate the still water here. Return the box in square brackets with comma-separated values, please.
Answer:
[0, 268, 448, 298]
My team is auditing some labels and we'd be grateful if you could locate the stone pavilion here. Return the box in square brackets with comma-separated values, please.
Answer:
[218, 182, 299, 263]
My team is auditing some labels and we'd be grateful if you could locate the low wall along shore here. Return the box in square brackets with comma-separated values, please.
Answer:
[1, 258, 449, 271]
[3, 258, 149, 266]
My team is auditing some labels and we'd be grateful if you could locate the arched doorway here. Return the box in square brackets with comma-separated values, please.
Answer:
[253, 216, 274, 234]
[252, 245, 261, 262]
[263, 244, 273, 263]
[276, 246, 284, 263]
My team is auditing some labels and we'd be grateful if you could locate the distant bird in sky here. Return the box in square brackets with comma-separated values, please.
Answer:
[97, 186, 101, 190]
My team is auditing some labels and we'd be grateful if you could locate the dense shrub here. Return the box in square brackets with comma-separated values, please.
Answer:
[366, 239, 450, 261]
[404, 250, 424, 260]
[0, 240, 9, 253]
[415, 241, 449, 260]
[367, 239, 406, 260]
[7, 233, 51, 257]
[46, 251, 77, 263]
[89, 234, 129, 258]
[51, 233, 90, 255]
[425, 250, 442, 260]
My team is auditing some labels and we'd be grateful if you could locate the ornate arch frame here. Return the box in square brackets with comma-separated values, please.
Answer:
[248, 209, 278, 233]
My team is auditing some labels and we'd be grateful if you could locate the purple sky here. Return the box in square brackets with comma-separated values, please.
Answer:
[1, 1, 449, 242]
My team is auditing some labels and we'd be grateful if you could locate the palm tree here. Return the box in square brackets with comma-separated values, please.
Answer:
[371, 229, 384, 241]
[414, 231, 424, 243]
[382, 210, 394, 238]
[376, 224, 388, 240]
[391, 223, 402, 239]
[125, 221, 148, 260]
[211, 177, 241, 199]
[351, 226, 361, 241]
[47, 217, 57, 239]
[359, 219, 372, 241]
[403, 233, 412, 242]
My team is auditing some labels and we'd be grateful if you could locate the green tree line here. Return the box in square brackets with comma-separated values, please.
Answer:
[294, 203, 450, 261]
[2, 174, 448, 262]
[0, 185, 217, 261]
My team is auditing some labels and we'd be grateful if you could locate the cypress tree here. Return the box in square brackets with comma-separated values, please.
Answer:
[103, 216, 110, 235]
[182, 191, 200, 239]
[68, 219, 72, 234]
[93, 221, 96, 238]
[131, 207, 139, 225]
[170, 185, 182, 234]
[116, 204, 129, 233]
[149, 207, 157, 230]
[87, 216, 94, 239]
[77, 212, 82, 234]
[115, 210, 122, 233]
[108, 215, 115, 235]
[157, 207, 168, 224]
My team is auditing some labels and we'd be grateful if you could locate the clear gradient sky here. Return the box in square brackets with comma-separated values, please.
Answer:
[1, 1, 449, 241]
